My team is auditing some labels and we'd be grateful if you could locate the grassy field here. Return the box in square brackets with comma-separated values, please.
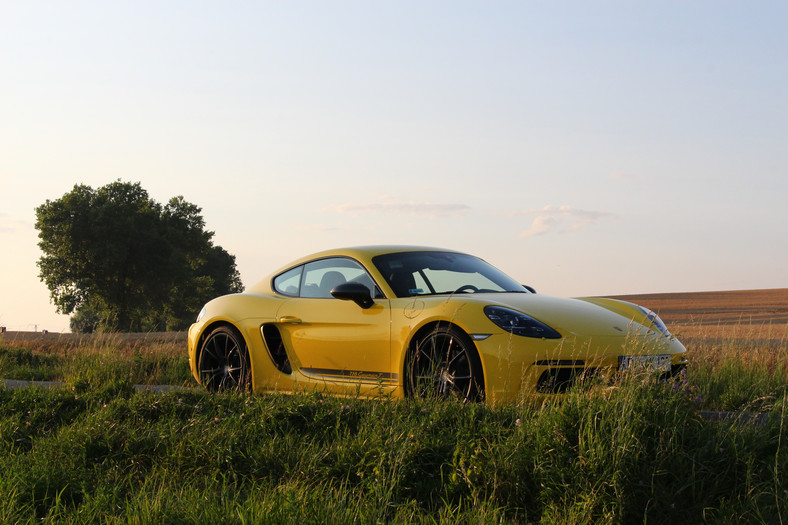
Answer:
[0, 290, 786, 523]
[0, 331, 190, 387]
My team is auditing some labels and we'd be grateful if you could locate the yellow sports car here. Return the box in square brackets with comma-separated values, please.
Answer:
[188, 246, 687, 403]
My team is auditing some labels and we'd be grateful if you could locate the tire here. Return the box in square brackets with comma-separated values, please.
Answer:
[407, 325, 484, 402]
[198, 325, 251, 392]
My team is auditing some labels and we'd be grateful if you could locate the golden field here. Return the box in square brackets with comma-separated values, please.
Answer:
[609, 288, 788, 326]
[610, 288, 788, 342]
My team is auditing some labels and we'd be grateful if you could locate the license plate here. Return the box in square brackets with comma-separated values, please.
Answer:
[618, 354, 671, 372]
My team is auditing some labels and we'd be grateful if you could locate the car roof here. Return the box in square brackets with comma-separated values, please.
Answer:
[275, 245, 465, 272]
[295, 245, 462, 262]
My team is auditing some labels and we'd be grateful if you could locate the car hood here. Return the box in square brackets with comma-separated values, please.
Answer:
[469, 293, 649, 337]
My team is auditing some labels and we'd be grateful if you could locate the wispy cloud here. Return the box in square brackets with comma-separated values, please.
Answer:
[324, 200, 470, 219]
[521, 215, 559, 237]
[0, 214, 30, 234]
[512, 205, 613, 238]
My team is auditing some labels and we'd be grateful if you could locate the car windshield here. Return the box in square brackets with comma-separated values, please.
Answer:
[372, 251, 527, 298]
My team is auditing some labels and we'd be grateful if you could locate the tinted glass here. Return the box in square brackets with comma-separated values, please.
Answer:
[373, 251, 525, 298]
[273, 265, 302, 296]
[301, 257, 382, 299]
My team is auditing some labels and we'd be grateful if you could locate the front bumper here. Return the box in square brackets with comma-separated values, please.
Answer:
[474, 331, 688, 403]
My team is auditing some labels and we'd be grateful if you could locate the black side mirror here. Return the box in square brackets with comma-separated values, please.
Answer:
[522, 285, 537, 294]
[331, 282, 375, 309]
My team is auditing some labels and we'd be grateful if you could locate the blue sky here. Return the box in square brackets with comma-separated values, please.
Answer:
[1, 1, 786, 332]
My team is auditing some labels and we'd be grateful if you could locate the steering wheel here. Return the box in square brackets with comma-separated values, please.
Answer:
[454, 284, 479, 294]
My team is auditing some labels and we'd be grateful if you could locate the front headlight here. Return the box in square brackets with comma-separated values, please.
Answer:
[196, 306, 207, 323]
[484, 306, 562, 339]
[637, 306, 671, 336]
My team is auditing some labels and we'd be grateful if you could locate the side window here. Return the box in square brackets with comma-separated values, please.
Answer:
[273, 265, 302, 296]
[301, 257, 382, 299]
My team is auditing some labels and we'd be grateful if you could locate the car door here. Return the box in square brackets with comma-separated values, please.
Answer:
[274, 257, 392, 382]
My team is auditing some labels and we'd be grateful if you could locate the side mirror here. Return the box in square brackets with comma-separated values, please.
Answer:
[331, 282, 375, 309]
[522, 285, 537, 294]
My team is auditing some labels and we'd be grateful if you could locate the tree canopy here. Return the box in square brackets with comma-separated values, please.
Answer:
[35, 180, 243, 332]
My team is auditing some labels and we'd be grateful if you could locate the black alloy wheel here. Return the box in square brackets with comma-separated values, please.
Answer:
[199, 325, 251, 392]
[408, 326, 484, 402]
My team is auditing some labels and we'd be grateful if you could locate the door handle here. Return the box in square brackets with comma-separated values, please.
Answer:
[277, 316, 302, 324]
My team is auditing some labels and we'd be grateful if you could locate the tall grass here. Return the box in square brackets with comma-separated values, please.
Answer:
[0, 332, 190, 386]
[674, 321, 787, 412]
[0, 381, 785, 523]
[0, 324, 786, 523]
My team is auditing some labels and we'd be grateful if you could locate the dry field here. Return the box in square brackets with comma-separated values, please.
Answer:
[0, 330, 185, 360]
[608, 288, 788, 345]
[608, 288, 788, 326]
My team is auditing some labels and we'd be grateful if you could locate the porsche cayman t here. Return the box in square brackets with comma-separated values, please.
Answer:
[188, 246, 687, 403]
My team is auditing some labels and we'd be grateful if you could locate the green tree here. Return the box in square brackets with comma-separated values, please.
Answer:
[36, 180, 243, 332]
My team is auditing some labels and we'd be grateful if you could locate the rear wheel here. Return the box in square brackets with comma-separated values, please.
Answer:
[407, 326, 484, 402]
[199, 325, 251, 392]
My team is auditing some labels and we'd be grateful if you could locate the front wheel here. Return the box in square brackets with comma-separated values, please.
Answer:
[407, 326, 484, 402]
[198, 325, 251, 392]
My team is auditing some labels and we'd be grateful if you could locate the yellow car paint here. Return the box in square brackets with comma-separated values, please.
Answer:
[188, 245, 687, 403]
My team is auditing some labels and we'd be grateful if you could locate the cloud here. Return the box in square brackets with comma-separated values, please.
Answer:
[520, 215, 559, 237]
[324, 201, 471, 219]
[514, 205, 613, 238]
[0, 214, 31, 235]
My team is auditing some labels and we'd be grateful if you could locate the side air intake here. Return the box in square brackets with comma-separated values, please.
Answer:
[261, 324, 291, 374]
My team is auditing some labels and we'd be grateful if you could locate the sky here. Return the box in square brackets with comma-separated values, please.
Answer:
[1, 1, 786, 333]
